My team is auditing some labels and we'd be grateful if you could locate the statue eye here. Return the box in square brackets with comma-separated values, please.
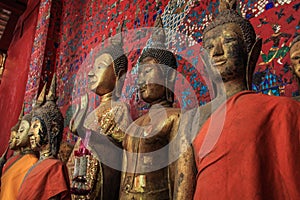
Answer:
[145, 67, 153, 73]
[223, 37, 236, 44]
[33, 124, 38, 128]
[205, 44, 214, 50]
[291, 56, 300, 60]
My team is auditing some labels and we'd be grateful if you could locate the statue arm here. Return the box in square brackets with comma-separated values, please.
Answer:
[170, 115, 196, 199]
[172, 145, 196, 199]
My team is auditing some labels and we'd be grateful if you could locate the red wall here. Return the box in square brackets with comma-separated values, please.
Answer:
[0, 0, 40, 154]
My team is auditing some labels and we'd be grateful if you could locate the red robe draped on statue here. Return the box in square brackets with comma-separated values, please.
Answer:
[17, 158, 71, 200]
[193, 91, 300, 199]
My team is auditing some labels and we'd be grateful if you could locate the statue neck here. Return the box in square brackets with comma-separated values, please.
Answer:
[20, 146, 34, 155]
[100, 92, 113, 103]
[223, 78, 246, 98]
[39, 144, 53, 160]
[150, 99, 172, 108]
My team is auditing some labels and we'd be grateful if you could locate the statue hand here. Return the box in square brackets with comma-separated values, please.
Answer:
[70, 93, 89, 134]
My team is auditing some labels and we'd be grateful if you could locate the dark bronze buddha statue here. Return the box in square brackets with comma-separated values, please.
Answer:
[119, 16, 195, 200]
[17, 75, 71, 200]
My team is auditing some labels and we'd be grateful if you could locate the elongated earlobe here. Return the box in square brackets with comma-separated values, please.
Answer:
[246, 38, 262, 90]
[165, 68, 177, 103]
[115, 69, 126, 99]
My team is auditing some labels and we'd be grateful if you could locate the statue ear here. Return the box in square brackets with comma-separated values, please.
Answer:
[165, 68, 177, 103]
[246, 38, 262, 90]
[51, 122, 60, 137]
[166, 68, 177, 88]
[115, 69, 126, 98]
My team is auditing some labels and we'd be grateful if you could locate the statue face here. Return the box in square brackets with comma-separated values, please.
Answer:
[88, 53, 117, 96]
[16, 120, 31, 147]
[138, 57, 166, 103]
[28, 118, 45, 151]
[9, 130, 18, 150]
[290, 41, 300, 81]
[203, 23, 247, 82]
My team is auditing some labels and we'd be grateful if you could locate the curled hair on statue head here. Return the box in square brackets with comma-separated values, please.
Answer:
[290, 34, 300, 49]
[203, 0, 256, 54]
[21, 113, 32, 124]
[138, 15, 178, 104]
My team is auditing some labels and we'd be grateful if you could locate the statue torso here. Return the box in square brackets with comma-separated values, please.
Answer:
[120, 107, 181, 200]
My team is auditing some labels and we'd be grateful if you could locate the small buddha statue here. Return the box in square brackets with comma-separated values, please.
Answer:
[119, 16, 195, 200]
[0, 101, 40, 199]
[289, 35, 300, 101]
[17, 75, 71, 200]
[0, 122, 20, 187]
[0, 112, 39, 199]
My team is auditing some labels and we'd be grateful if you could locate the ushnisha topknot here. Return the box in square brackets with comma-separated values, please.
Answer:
[203, 0, 256, 54]
[139, 15, 177, 72]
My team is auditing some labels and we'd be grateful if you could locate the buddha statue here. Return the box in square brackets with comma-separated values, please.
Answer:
[0, 111, 38, 199]
[289, 35, 300, 101]
[68, 28, 130, 200]
[0, 118, 21, 188]
[119, 16, 195, 200]
[0, 99, 42, 199]
[17, 75, 71, 200]
[191, 0, 300, 199]
[181, 0, 262, 135]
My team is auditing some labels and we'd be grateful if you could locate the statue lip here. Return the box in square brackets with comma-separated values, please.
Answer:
[213, 59, 227, 66]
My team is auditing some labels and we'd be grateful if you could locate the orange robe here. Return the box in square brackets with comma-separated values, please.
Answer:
[193, 91, 300, 199]
[1, 154, 22, 175]
[17, 158, 71, 200]
[0, 154, 37, 200]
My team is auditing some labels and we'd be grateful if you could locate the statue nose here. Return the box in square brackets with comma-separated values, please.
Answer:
[212, 42, 224, 57]
[88, 70, 95, 77]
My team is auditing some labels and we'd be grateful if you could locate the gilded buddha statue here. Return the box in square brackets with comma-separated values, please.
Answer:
[17, 76, 71, 200]
[0, 120, 21, 176]
[0, 110, 21, 189]
[119, 16, 195, 200]
[68, 28, 131, 200]
[290, 35, 300, 101]
[190, 0, 300, 199]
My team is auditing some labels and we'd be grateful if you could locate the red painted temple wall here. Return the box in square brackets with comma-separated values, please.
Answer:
[0, 0, 40, 154]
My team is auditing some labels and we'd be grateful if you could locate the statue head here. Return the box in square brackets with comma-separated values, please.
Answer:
[138, 16, 177, 104]
[16, 113, 32, 148]
[203, 0, 259, 89]
[88, 25, 128, 98]
[9, 122, 20, 151]
[8, 104, 25, 151]
[29, 75, 64, 157]
[290, 35, 300, 88]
